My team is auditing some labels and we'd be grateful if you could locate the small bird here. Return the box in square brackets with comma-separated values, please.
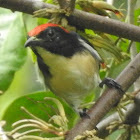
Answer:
[25, 23, 102, 116]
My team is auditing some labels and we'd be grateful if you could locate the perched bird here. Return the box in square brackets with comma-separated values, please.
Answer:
[25, 23, 102, 116]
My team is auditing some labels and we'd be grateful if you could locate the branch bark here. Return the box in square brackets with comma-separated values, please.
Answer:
[66, 52, 140, 139]
[97, 90, 140, 138]
[1, 0, 140, 42]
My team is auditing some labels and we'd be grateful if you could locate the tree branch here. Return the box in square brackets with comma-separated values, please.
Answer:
[1, 0, 140, 42]
[97, 112, 119, 138]
[66, 52, 140, 139]
[97, 91, 140, 138]
[0, 0, 56, 13]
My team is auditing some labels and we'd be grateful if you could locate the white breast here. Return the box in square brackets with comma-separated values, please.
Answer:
[48, 51, 100, 111]
[36, 47, 100, 112]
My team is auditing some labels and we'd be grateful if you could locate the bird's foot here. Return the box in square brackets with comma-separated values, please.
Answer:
[99, 77, 124, 93]
[79, 108, 90, 119]
[99, 78, 126, 121]
[78, 102, 95, 118]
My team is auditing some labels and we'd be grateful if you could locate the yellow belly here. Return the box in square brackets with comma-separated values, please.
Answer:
[36, 47, 100, 109]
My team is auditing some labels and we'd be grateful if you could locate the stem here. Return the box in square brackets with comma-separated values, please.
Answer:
[127, 0, 140, 91]
[57, 0, 76, 13]
[97, 90, 140, 138]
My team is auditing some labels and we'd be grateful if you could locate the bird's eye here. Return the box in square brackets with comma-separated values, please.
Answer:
[47, 29, 54, 37]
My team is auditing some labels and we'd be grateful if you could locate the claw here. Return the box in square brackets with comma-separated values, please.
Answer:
[99, 77, 124, 93]
[79, 108, 90, 119]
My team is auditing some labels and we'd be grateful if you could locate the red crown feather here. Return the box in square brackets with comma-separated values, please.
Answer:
[28, 23, 69, 36]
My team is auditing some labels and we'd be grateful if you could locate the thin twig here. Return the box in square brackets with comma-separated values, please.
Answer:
[57, 0, 76, 12]
[97, 90, 140, 138]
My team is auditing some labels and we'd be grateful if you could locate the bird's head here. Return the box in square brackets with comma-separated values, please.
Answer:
[25, 23, 83, 57]
[25, 23, 102, 62]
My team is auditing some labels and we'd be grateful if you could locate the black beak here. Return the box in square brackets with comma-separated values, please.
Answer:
[24, 36, 42, 47]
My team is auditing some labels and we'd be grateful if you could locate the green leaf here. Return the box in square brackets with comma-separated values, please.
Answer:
[0, 51, 45, 120]
[2, 91, 77, 131]
[23, 14, 38, 32]
[0, 9, 27, 91]
[107, 58, 130, 79]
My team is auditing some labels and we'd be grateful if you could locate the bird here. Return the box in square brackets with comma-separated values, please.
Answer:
[24, 23, 102, 117]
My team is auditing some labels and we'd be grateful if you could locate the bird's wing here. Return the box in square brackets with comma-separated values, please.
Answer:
[78, 36, 102, 63]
